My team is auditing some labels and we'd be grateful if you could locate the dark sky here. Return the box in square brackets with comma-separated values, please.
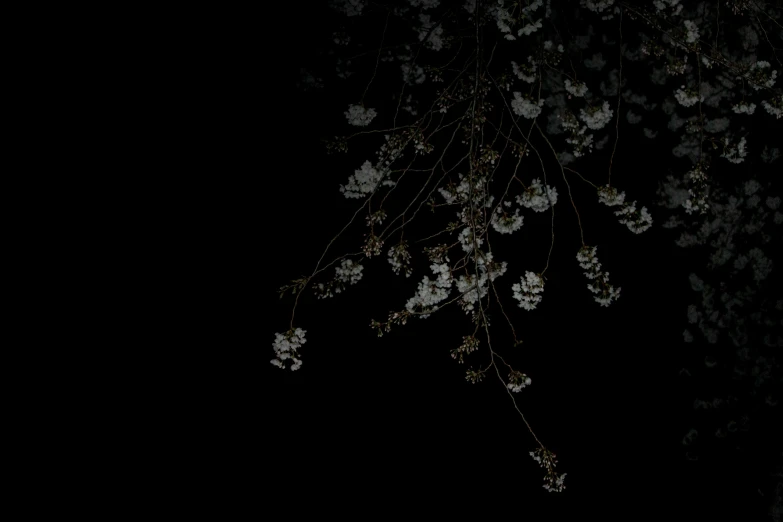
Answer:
[266, 3, 781, 518]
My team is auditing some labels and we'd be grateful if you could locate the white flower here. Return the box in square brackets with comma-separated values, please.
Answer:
[614, 200, 653, 234]
[683, 20, 700, 43]
[417, 14, 444, 51]
[507, 373, 532, 392]
[344, 104, 377, 126]
[511, 92, 544, 119]
[597, 185, 626, 206]
[576, 246, 621, 306]
[512, 272, 545, 310]
[495, 4, 515, 39]
[517, 178, 558, 212]
[518, 19, 542, 36]
[401, 63, 426, 84]
[454, 253, 507, 312]
[271, 328, 307, 371]
[653, 0, 682, 15]
[584, 53, 606, 71]
[335, 258, 364, 285]
[564, 79, 589, 98]
[674, 86, 704, 107]
[340, 161, 384, 198]
[761, 98, 783, 119]
[490, 206, 524, 234]
[579, 101, 613, 130]
[731, 101, 756, 115]
[580, 0, 615, 14]
[749, 60, 777, 90]
[335, 0, 364, 17]
[409, 0, 439, 8]
[511, 58, 537, 83]
[721, 136, 748, 164]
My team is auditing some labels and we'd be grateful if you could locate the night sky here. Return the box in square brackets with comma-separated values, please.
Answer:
[266, 3, 781, 517]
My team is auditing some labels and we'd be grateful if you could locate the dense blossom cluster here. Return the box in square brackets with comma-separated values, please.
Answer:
[271, 328, 307, 371]
[576, 246, 621, 307]
[344, 104, 377, 126]
[516, 178, 558, 212]
[511, 271, 545, 311]
[340, 161, 385, 198]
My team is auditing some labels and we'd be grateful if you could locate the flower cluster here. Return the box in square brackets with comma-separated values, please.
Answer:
[721, 135, 748, 164]
[761, 96, 782, 119]
[564, 79, 589, 98]
[596, 185, 625, 206]
[683, 19, 700, 43]
[315, 259, 364, 298]
[455, 252, 508, 312]
[507, 370, 532, 392]
[517, 178, 558, 212]
[344, 104, 377, 126]
[511, 57, 537, 83]
[334, 0, 365, 17]
[511, 271, 545, 310]
[451, 335, 479, 363]
[747, 60, 778, 90]
[731, 101, 756, 115]
[614, 200, 653, 234]
[579, 101, 613, 130]
[388, 242, 413, 277]
[405, 261, 453, 317]
[417, 14, 444, 51]
[409, 0, 440, 8]
[530, 447, 567, 493]
[490, 202, 524, 234]
[511, 92, 544, 119]
[576, 246, 621, 306]
[340, 160, 385, 198]
[674, 85, 704, 107]
[597, 185, 653, 233]
[271, 328, 307, 371]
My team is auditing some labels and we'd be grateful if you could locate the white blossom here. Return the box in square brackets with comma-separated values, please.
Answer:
[271, 328, 307, 371]
[579, 101, 613, 130]
[517, 178, 558, 212]
[409, 0, 439, 8]
[335, 258, 364, 285]
[417, 14, 444, 51]
[615, 200, 653, 234]
[761, 98, 783, 119]
[507, 371, 533, 392]
[518, 19, 542, 36]
[512, 271, 545, 310]
[334, 0, 364, 17]
[580, 0, 615, 14]
[490, 206, 524, 234]
[511, 92, 545, 119]
[576, 246, 621, 306]
[597, 185, 626, 207]
[340, 161, 384, 198]
[401, 63, 426, 84]
[406, 264, 452, 316]
[683, 20, 700, 43]
[511, 58, 537, 83]
[721, 136, 748, 164]
[583, 53, 606, 71]
[674, 85, 704, 107]
[344, 104, 377, 126]
[564, 79, 589, 98]
[731, 101, 756, 115]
